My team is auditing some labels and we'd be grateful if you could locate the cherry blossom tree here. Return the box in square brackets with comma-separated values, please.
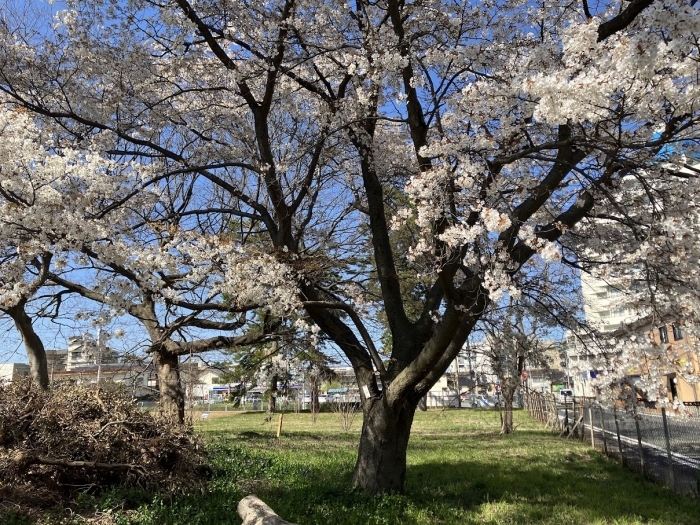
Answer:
[0, 107, 286, 420]
[0, 0, 698, 493]
[480, 308, 551, 434]
[0, 107, 156, 388]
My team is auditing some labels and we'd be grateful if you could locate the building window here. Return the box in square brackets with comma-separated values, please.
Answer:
[672, 324, 683, 341]
[611, 307, 627, 317]
[659, 325, 669, 344]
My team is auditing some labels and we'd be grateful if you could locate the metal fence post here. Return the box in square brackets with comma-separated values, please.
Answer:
[589, 406, 595, 448]
[599, 407, 608, 455]
[613, 408, 624, 466]
[633, 406, 645, 475]
[661, 408, 676, 492]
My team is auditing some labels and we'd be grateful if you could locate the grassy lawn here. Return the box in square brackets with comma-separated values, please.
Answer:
[5, 408, 699, 524]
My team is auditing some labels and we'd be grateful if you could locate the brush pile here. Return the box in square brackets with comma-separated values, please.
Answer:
[0, 378, 209, 506]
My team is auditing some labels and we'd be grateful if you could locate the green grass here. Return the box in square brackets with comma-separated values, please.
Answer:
[5, 409, 700, 524]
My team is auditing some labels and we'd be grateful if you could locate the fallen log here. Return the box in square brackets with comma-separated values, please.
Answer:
[237, 495, 297, 525]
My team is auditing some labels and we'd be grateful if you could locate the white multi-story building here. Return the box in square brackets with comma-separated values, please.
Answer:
[64, 335, 119, 370]
[45, 334, 119, 375]
[569, 179, 700, 401]
[579, 272, 648, 334]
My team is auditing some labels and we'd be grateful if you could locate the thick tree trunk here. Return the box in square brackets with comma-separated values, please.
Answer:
[153, 351, 185, 424]
[312, 386, 319, 413]
[352, 398, 416, 493]
[6, 304, 49, 389]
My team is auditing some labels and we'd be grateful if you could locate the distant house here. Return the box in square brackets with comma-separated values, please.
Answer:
[0, 363, 30, 383]
[179, 361, 235, 404]
[49, 361, 157, 398]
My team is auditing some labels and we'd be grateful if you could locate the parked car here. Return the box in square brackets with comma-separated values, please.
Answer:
[558, 388, 574, 404]
[463, 394, 494, 408]
[485, 395, 502, 408]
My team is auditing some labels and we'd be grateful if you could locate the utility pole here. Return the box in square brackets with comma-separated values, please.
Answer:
[96, 328, 105, 385]
[453, 355, 461, 408]
[467, 339, 474, 397]
[559, 345, 570, 389]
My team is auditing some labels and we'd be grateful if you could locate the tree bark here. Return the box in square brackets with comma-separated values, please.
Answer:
[501, 388, 515, 434]
[310, 379, 320, 415]
[6, 304, 49, 389]
[352, 398, 416, 493]
[153, 351, 185, 424]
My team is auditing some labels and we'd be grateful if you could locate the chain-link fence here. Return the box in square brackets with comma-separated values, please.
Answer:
[524, 391, 700, 496]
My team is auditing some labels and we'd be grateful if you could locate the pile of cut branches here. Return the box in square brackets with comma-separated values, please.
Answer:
[0, 379, 209, 503]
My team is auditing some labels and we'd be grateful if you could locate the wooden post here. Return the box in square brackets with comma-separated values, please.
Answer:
[564, 415, 584, 439]
[661, 408, 676, 491]
[276, 413, 284, 438]
[589, 407, 595, 448]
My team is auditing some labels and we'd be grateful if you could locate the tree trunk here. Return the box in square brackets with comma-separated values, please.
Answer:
[6, 304, 49, 389]
[501, 386, 516, 434]
[267, 373, 278, 413]
[352, 398, 416, 493]
[310, 380, 320, 416]
[153, 351, 184, 424]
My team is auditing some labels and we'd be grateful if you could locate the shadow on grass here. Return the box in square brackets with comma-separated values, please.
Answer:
[5, 413, 696, 525]
[109, 433, 700, 525]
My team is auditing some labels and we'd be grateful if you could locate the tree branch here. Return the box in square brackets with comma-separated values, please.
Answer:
[303, 300, 387, 381]
[597, 0, 655, 42]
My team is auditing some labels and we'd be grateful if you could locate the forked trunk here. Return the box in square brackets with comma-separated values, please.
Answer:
[154, 351, 185, 424]
[352, 398, 416, 493]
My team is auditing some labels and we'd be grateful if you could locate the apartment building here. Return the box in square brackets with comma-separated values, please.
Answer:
[568, 270, 700, 404]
